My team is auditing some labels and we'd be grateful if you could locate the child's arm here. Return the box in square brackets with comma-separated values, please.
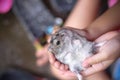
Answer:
[87, 1, 120, 40]
[64, 0, 101, 29]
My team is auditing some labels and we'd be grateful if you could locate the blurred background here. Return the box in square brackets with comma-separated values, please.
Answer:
[0, 0, 76, 80]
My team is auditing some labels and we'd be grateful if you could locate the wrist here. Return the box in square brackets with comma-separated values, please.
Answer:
[85, 27, 97, 41]
[86, 25, 104, 40]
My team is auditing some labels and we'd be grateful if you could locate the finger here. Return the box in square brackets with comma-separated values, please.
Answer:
[95, 31, 119, 43]
[35, 50, 44, 57]
[50, 64, 75, 77]
[36, 50, 48, 66]
[54, 61, 61, 69]
[36, 56, 48, 66]
[65, 65, 69, 70]
[82, 52, 109, 67]
[36, 50, 48, 58]
[82, 60, 114, 76]
[48, 53, 56, 64]
[60, 64, 65, 71]
[64, 71, 76, 77]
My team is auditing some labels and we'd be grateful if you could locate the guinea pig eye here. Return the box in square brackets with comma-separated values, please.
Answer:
[56, 40, 60, 45]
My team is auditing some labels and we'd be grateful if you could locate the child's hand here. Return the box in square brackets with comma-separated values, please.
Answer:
[36, 45, 49, 66]
[82, 31, 120, 76]
[48, 52, 76, 77]
[48, 30, 120, 78]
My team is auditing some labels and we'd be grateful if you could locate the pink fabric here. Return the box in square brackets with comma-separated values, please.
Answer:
[118, 30, 120, 32]
[0, 0, 13, 14]
[108, 0, 118, 7]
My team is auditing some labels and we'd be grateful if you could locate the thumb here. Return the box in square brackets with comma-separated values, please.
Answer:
[48, 52, 56, 64]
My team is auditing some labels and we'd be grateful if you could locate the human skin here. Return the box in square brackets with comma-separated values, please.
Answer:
[86, 0, 120, 40]
[64, 0, 101, 29]
[36, 45, 48, 66]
